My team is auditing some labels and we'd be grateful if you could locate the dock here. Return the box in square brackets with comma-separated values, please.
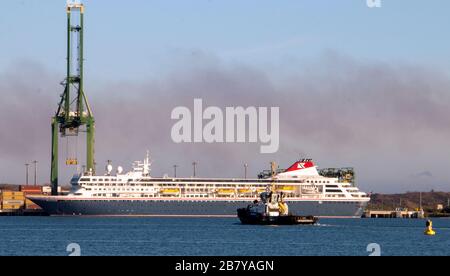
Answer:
[0, 209, 48, 217]
[0, 185, 53, 217]
[363, 209, 425, 219]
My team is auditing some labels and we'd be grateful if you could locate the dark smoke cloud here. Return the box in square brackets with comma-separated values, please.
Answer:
[1, 52, 450, 193]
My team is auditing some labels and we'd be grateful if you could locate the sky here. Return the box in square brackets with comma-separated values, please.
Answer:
[1, 0, 450, 193]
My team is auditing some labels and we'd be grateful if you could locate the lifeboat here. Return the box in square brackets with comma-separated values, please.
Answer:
[217, 189, 235, 195]
[276, 186, 296, 193]
[238, 189, 252, 194]
[160, 188, 180, 195]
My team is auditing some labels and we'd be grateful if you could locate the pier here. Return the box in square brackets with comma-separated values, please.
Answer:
[0, 185, 58, 216]
[0, 209, 48, 217]
[363, 209, 425, 219]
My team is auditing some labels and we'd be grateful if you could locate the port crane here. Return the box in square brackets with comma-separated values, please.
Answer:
[51, 1, 95, 195]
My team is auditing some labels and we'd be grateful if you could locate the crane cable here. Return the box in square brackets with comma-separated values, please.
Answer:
[65, 136, 69, 166]
[65, 135, 79, 166]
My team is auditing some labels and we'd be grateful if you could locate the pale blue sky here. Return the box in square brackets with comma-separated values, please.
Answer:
[1, 1, 450, 192]
[1, 0, 449, 80]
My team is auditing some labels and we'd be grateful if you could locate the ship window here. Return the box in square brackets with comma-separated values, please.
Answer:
[326, 189, 342, 193]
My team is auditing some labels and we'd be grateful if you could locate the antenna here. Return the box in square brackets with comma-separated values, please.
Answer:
[192, 162, 197, 177]
[244, 163, 248, 179]
[173, 165, 178, 178]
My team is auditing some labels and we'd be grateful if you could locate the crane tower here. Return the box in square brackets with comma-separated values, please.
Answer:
[51, 2, 95, 195]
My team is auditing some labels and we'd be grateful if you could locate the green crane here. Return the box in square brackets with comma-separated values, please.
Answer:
[51, 2, 95, 195]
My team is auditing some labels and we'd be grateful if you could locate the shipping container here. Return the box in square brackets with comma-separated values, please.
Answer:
[20, 185, 42, 191]
[1, 198, 25, 202]
[23, 192, 43, 196]
[1, 191, 24, 194]
[2, 194, 25, 197]
[1, 191, 25, 196]
[1, 204, 22, 210]
[22, 191, 43, 195]
[1, 195, 25, 201]
[0, 185, 20, 192]
[2, 200, 25, 205]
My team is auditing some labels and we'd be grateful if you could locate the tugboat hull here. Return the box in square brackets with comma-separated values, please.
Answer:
[237, 208, 318, 225]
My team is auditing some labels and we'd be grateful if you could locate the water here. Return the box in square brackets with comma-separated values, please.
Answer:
[0, 217, 449, 256]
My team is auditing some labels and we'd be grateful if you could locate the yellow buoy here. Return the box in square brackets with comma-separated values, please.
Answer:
[424, 220, 436, 236]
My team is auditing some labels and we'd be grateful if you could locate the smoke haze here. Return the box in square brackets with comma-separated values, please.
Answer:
[1, 52, 450, 193]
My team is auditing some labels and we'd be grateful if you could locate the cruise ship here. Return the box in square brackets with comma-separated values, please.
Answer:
[29, 153, 370, 217]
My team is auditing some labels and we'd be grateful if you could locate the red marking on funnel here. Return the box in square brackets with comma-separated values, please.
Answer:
[285, 161, 315, 172]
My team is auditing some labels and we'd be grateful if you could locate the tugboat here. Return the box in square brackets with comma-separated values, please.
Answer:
[237, 162, 318, 225]
[237, 192, 318, 225]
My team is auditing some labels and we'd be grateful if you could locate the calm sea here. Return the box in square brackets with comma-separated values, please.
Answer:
[0, 217, 448, 256]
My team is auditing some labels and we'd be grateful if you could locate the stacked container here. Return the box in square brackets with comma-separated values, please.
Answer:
[1, 191, 25, 210]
